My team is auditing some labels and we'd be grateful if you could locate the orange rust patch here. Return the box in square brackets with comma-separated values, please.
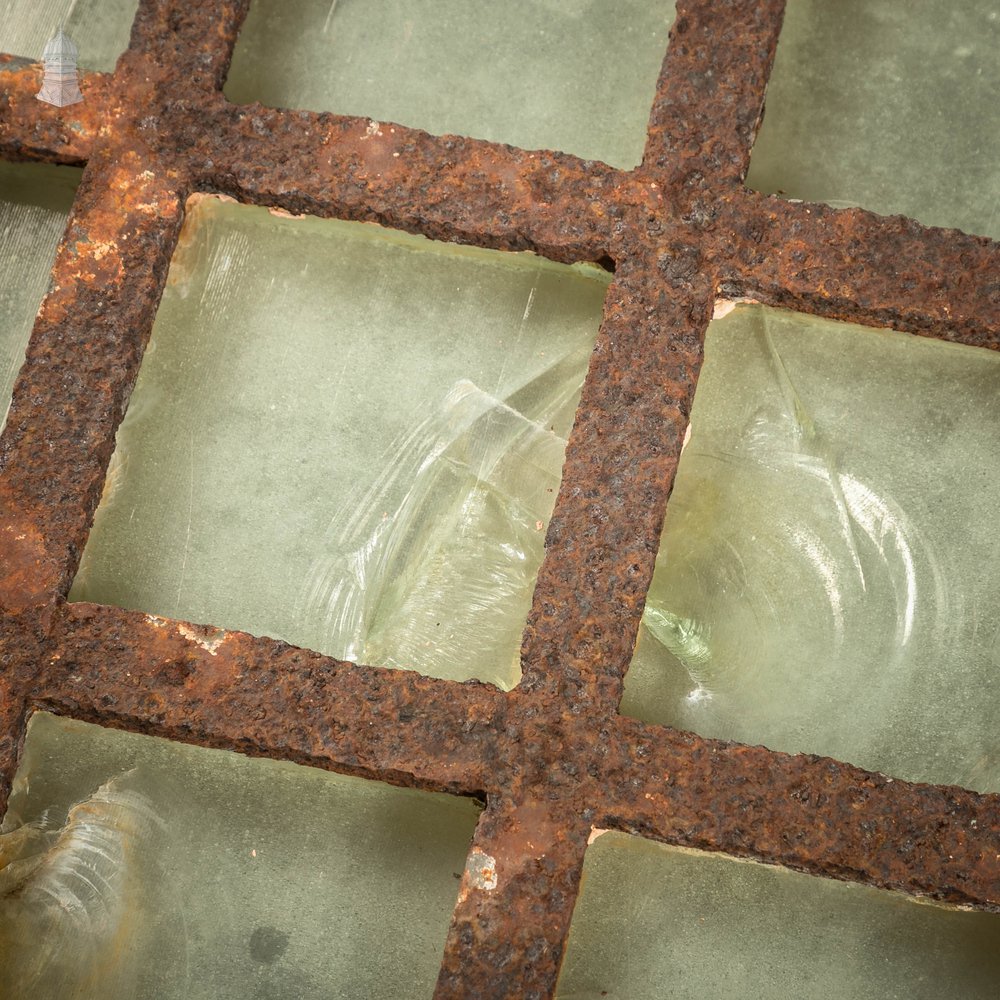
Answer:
[489, 800, 567, 875]
[0, 505, 57, 611]
[106, 154, 182, 220]
[0, 62, 107, 156]
[352, 129, 410, 182]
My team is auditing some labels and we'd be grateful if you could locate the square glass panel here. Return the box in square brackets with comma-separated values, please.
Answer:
[557, 832, 1000, 999]
[621, 304, 1000, 792]
[746, 0, 1000, 240]
[224, 0, 676, 169]
[0, 711, 480, 1000]
[70, 197, 608, 688]
[0, 160, 79, 429]
[0, 0, 138, 71]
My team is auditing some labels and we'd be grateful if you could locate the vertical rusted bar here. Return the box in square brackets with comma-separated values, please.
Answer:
[0, 607, 47, 814]
[0, 684, 26, 815]
[643, 0, 786, 186]
[125, 0, 251, 91]
[0, 157, 185, 601]
[519, 257, 713, 711]
[434, 799, 591, 1000]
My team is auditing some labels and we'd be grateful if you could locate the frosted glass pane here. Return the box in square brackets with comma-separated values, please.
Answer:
[0, 0, 138, 70]
[557, 833, 1000, 999]
[621, 305, 1000, 792]
[0, 711, 479, 1000]
[747, 0, 1000, 240]
[70, 198, 608, 688]
[0, 160, 79, 430]
[225, 0, 675, 169]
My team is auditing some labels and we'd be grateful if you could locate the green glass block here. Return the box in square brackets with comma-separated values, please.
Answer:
[621, 304, 1000, 793]
[225, 0, 675, 169]
[0, 711, 480, 1000]
[0, 160, 80, 430]
[0, 0, 138, 71]
[70, 198, 608, 688]
[747, 0, 1000, 239]
[557, 833, 1000, 999]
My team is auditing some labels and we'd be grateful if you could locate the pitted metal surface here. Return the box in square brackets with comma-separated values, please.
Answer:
[2, 1, 999, 997]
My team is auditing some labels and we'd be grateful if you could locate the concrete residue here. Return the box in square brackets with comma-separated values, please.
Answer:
[177, 623, 226, 656]
[466, 848, 498, 891]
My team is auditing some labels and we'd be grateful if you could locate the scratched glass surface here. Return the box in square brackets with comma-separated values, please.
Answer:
[556, 833, 1000, 999]
[70, 196, 608, 688]
[0, 712, 480, 1000]
[0, 0, 138, 70]
[225, 0, 675, 169]
[621, 305, 1000, 793]
[0, 160, 80, 431]
[747, 0, 1000, 240]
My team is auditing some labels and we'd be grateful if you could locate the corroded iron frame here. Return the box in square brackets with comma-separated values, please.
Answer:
[1, 1, 998, 996]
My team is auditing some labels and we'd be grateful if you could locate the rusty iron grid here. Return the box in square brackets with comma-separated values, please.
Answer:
[1, 0, 999, 995]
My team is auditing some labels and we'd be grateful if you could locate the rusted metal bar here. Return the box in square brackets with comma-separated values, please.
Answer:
[520, 258, 712, 711]
[0, 603, 53, 812]
[0, 56, 107, 164]
[0, 156, 185, 605]
[595, 716, 1000, 911]
[0, 664, 30, 816]
[717, 190, 1000, 348]
[125, 0, 250, 92]
[196, 98, 630, 265]
[0, 677, 27, 814]
[36, 603, 499, 797]
[643, 0, 786, 187]
[434, 799, 591, 1000]
[0, 0, 999, 995]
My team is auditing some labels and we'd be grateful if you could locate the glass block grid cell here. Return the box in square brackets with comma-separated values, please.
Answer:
[225, 0, 676, 169]
[621, 304, 1000, 792]
[0, 711, 481, 1000]
[557, 832, 1000, 1000]
[747, 0, 1000, 240]
[70, 196, 609, 688]
[0, 160, 79, 430]
[0, 0, 139, 71]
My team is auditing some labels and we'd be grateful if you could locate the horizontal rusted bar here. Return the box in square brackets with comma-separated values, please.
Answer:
[0, 56, 109, 164]
[193, 97, 658, 265]
[717, 190, 1000, 347]
[596, 715, 1000, 911]
[35, 603, 500, 796]
[435, 800, 591, 1000]
[519, 259, 712, 712]
[644, 0, 786, 188]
